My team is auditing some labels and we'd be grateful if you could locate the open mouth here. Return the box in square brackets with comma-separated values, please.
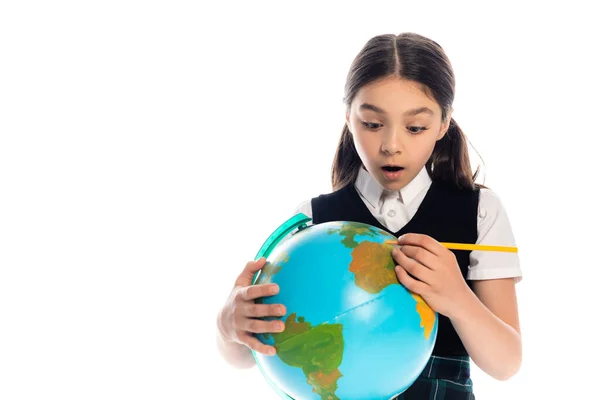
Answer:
[382, 166, 404, 172]
[381, 165, 404, 180]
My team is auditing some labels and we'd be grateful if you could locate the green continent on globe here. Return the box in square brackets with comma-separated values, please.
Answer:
[265, 312, 344, 400]
[349, 240, 436, 340]
[327, 222, 381, 249]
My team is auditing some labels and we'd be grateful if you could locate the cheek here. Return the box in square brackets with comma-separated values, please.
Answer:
[416, 139, 438, 163]
[352, 131, 376, 160]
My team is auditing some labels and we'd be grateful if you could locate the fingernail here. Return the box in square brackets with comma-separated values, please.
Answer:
[269, 348, 276, 355]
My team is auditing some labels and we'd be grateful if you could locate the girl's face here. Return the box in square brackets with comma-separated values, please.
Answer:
[346, 77, 451, 191]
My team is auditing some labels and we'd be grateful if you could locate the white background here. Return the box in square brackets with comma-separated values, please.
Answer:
[1, 1, 599, 399]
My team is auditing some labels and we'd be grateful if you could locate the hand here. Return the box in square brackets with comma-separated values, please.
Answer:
[216, 257, 287, 356]
[392, 233, 471, 319]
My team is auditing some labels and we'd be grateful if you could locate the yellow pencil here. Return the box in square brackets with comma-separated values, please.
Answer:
[383, 240, 518, 253]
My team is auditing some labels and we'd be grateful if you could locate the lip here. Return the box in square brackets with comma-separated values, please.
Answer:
[381, 166, 404, 180]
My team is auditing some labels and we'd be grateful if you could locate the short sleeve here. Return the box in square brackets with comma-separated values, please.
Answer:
[293, 199, 313, 219]
[467, 188, 522, 282]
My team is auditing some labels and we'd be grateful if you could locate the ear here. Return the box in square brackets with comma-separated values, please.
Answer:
[437, 108, 453, 140]
[345, 110, 354, 135]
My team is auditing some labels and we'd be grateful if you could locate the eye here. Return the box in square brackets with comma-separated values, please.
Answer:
[408, 126, 428, 134]
[361, 121, 382, 131]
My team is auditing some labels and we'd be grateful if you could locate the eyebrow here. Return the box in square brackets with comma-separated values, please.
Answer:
[359, 103, 434, 117]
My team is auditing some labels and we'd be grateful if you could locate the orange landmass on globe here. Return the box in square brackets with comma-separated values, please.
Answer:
[348, 241, 397, 294]
[349, 241, 435, 339]
[308, 368, 343, 400]
[410, 293, 435, 340]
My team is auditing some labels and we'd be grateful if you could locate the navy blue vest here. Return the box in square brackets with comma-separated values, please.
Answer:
[310, 179, 480, 356]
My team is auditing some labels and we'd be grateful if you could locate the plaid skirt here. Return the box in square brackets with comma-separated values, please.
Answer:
[393, 355, 475, 400]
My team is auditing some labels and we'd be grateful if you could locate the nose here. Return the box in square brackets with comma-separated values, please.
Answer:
[381, 127, 404, 155]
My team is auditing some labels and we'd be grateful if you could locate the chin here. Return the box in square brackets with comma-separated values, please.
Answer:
[377, 178, 407, 191]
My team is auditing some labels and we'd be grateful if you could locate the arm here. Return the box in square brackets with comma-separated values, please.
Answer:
[450, 278, 522, 380]
[450, 189, 522, 379]
[393, 232, 522, 381]
[216, 313, 257, 369]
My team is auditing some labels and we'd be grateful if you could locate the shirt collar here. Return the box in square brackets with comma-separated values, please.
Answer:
[355, 165, 432, 208]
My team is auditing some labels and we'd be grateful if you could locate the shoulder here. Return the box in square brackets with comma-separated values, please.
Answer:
[293, 199, 313, 219]
[469, 187, 522, 282]
[477, 187, 510, 224]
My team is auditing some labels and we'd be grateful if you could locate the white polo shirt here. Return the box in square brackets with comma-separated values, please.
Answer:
[294, 167, 522, 282]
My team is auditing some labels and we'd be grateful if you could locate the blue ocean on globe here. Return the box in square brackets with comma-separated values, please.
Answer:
[251, 214, 438, 400]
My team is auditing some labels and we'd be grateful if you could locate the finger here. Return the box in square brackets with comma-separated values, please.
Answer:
[241, 317, 285, 334]
[240, 283, 279, 301]
[235, 258, 267, 286]
[240, 333, 277, 356]
[398, 233, 445, 256]
[244, 303, 287, 318]
[395, 264, 429, 295]
[393, 248, 433, 283]
[397, 245, 438, 270]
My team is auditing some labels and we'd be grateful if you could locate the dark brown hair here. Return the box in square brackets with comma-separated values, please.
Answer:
[331, 32, 484, 191]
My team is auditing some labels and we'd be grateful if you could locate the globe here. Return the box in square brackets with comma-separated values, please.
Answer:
[251, 213, 439, 400]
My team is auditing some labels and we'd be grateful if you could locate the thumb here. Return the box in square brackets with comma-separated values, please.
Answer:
[235, 257, 267, 287]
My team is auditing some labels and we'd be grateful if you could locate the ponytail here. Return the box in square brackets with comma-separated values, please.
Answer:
[426, 118, 484, 190]
[331, 124, 362, 191]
